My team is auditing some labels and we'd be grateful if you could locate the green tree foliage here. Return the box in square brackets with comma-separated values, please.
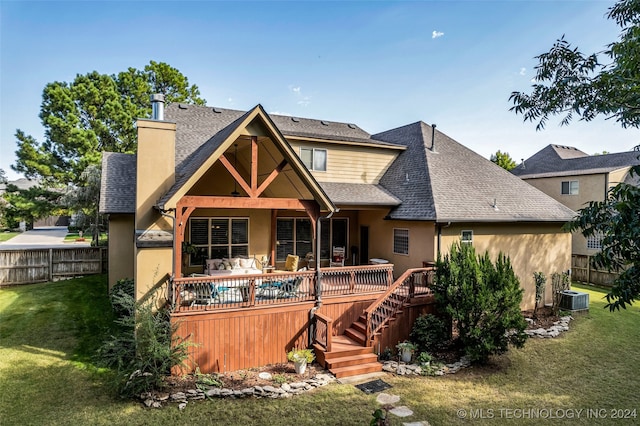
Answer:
[565, 169, 640, 310]
[2, 184, 63, 228]
[11, 61, 205, 223]
[509, 0, 640, 129]
[409, 313, 450, 354]
[510, 0, 640, 310]
[432, 242, 528, 363]
[60, 164, 103, 244]
[490, 150, 517, 171]
[0, 168, 7, 184]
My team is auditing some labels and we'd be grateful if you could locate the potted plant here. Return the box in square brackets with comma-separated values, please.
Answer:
[287, 348, 315, 374]
[396, 341, 417, 363]
[182, 241, 198, 267]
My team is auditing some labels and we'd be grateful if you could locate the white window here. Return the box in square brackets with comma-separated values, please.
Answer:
[393, 229, 409, 255]
[561, 180, 579, 195]
[461, 230, 473, 244]
[587, 233, 602, 250]
[276, 218, 313, 262]
[188, 218, 249, 266]
[300, 147, 327, 171]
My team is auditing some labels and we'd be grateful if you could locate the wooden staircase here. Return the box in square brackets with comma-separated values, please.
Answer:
[313, 267, 434, 379]
[314, 334, 381, 378]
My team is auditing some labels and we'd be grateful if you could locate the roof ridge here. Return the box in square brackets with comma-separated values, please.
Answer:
[418, 122, 440, 218]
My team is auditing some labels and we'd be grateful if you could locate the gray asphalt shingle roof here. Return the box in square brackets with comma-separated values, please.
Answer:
[100, 152, 136, 214]
[319, 182, 401, 206]
[512, 144, 640, 179]
[374, 123, 576, 222]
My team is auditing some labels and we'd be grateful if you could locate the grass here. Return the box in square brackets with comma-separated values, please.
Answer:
[0, 279, 638, 425]
[0, 231, 19, 242]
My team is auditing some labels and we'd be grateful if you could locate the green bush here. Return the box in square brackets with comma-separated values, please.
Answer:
[432, 242, 528, 363]
[409, 313, 450, 354]
[99, 281, 192, 398]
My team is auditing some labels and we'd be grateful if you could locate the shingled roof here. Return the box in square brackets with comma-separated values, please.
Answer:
[319, 182, 401, 206]
[165, 103, 405, 176]
[512, 144, 640, 179]
[100, 152, 136, 214]
[374, 123, 576, 223]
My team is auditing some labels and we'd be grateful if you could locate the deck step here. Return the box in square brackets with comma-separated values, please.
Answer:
[326, 353, 379, 369]
[344, 327, 366, 345]
[330, 362, 382, 378]
[352, 320, 366, 334]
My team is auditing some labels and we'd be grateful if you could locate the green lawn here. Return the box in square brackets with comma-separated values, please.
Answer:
[0, 231, 19, 242]
[0, 278, 638, 425]
[64, 232, 108, 245]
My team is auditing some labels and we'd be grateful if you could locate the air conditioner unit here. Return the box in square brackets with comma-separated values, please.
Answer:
[559, 290, 589, 311]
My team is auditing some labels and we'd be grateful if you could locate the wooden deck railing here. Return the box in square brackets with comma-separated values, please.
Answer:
[171, 264, 396, 313]
[364, 267, 435, 345]
[313, 312, 333, 352]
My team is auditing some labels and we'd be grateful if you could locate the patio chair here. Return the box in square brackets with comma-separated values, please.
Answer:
[195, 282, 218, 305]
[278, 276, 303, 299]
[330, 246, 345, 267]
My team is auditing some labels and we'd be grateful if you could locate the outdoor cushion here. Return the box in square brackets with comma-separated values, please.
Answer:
[285, 254, 299, 272]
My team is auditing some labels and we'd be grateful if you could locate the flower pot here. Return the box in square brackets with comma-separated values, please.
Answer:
[294, 359, 307, 374]
[400, 348, 412, 363]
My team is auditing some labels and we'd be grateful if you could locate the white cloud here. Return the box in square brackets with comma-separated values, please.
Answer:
[432, 30, 444, 39]
[297, 97, 311, 107]
[519, 67, 526, 76]
[270, 111, 292, 116]
[291, 86, 301, 94]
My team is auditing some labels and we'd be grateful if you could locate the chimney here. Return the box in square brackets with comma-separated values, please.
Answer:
[431, 124, 437, 152]
[151, 94, 165, 120]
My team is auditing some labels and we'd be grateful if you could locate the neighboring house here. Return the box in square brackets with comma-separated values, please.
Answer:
[511, 144, 640, 256]
[99, 97, 574, 376]
[0, 178, 69, 229]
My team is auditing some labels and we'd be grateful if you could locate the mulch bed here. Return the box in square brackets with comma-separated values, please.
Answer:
[522, 306, 561, 329]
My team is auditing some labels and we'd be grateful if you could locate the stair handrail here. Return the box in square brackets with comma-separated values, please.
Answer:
[364, 267, 435, 344]
[313, 312, 333, 353]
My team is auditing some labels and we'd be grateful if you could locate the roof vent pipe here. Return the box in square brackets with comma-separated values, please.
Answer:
[431, 124, 437, 152]
[151, 94, 165, 120]
[521, 158, 526, 169]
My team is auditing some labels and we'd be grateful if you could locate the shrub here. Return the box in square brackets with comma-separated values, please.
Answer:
[551, 272, 571, 315]
[432, 242, 528, 363]
[410, 313, 450, 354]
[98, 282, 192, 398]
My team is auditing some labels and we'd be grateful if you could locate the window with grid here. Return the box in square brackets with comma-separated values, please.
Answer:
[300, 147, 327, 171]
[188, 218, 249, 265]
[393, 229, 409, 255]
[587, 233, 603, 250]
[461, 230, 473, 244]
[561, 180, 579, 195]
[276, 218, 313, 262]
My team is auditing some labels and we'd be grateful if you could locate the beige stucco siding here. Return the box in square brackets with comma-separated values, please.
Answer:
[107, 214, 135, 289]
[288, 141, 399, 184]
[358, 210, 436, 274]
[609, 167, 632, 187]
[136, 120, 176, 232]
[135, 247, 172, 304]
[438, 223, 571, 310]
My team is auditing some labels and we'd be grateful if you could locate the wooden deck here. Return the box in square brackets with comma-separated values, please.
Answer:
[171, 265, 436, 377]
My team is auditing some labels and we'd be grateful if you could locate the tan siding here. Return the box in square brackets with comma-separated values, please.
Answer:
[358, 210, 436, 274]
[439, 223, 571, 310]
[288, 141, 399, 184]
[107, 214, 135, 289]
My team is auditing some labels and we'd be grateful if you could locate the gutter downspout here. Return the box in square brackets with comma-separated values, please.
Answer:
[309, 208, 336, 347]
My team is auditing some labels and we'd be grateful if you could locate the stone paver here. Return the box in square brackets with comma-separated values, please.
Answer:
[389, 406, 414, 417]
[376, 393, 401, 405]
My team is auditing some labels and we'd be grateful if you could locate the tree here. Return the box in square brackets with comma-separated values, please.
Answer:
[509, 0, 640, 129]
[13, 61, 205, 188]
[432, 242, 527, 363]
[0, 168, 7, 184]
[2, 184, 63, 228]
[510, 0, 640, 310]
[11, 61, 206, 230]
[490, 150, 517, 171]
[565, 169, 640, 311]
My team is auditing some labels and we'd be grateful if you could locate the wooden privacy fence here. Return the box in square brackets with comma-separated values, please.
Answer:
[0, 248, 107, 286]
[571, 254, 620, 287]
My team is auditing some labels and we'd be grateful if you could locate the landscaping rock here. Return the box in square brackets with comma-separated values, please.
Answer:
[258, 372, 272, 380]
[281, 383, 291, 392]
[390, 406, 414, 417]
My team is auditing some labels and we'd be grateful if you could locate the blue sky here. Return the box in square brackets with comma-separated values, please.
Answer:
[1, 0, 638, 180]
